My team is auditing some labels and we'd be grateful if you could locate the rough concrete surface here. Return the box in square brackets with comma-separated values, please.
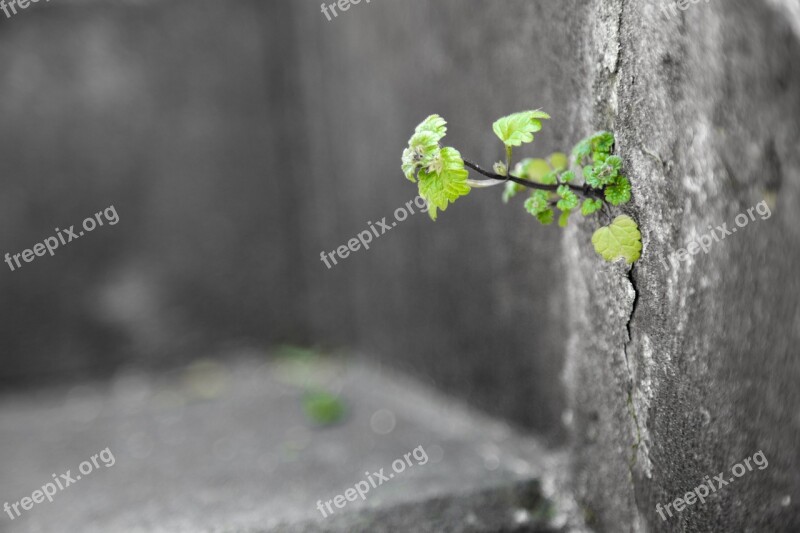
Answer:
[564, 0, 800, 531]
[0, 355, 582, 532]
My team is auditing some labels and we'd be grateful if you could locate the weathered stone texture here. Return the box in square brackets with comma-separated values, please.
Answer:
[565, 0, 800, 530]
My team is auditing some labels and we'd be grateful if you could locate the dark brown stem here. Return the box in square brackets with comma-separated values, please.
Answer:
[463, 159, 602, 200]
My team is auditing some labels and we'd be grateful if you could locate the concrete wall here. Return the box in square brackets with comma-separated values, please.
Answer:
[564, 0, 800, 530]
[0, 0, 301, 384]
[288, 0, 586, 439]
[0, 0, 574, 440]
[2, 3, 799, 530]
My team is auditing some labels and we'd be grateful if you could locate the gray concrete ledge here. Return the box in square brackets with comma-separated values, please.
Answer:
[0, 353, 586, 532]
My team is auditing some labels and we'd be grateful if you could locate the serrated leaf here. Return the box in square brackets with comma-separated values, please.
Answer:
[585, 160, 617, 188]
[605, 155, 623, 173]
[414, 114, 447, 142]
[418, 147, 471, 221]
[591, 215, 642, 264]
[409, 131, 441, 157]
[584, 169, 603, 189]
[556, 185, 579, 211]
[591, 131, 615, 153]
[524, 189, 551, 216]
[492, 110, 550, 147]
[581, 198, 604, 216]
[560, 170, 576, 184]
[528, 110, 551, 119]
[558, 209, 572, 228]
[536, 208, 555, 225]
[572, 138, 592, 166]
[605, 175, 632, 206]
[402, 147, 418, 182]
[549, 152, 568, 171]
[402, 129, 442, 183]
[572, 131, 615, 166]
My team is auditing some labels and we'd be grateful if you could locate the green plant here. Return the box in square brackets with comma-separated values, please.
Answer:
[303, 390, 346, 426]
[401, 112, 641, 264]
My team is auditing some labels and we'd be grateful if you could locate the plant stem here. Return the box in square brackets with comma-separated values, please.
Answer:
[463, 158, 602, 199]
[505, 146, 512, 181]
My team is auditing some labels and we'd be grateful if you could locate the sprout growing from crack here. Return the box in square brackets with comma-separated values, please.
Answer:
[401, 112, 641, 264]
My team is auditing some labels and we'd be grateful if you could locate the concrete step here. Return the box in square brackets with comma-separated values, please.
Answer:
[0, 353, 586, 532]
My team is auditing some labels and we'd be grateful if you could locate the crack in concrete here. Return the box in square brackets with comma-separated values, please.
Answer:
[623, 267, 641, 468]
[622, 265, 646, 533]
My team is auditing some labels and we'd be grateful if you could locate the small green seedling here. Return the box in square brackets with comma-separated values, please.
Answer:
[303, 390, 346, 426]
[401, 111, 641, 264]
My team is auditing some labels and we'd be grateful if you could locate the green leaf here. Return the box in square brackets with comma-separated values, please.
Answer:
[511, 159, 528, 176]
[549, 152, 569, 171]
[604, 175, 632, 206]
[402, 128, 442, 182]
[528, 110, 551, 119]
[558, 209, 572, 228]
[414, 114, 447, 142]
[540, 171, 559, 185]
[591, 131, 615, 153]
[536, 208, 555, 225]
[584, 168, 602, 189]
[492, 110, 550, 147]
[304, 390, 345, 426]
[418, 147, 471, 221]
[525, 159, 552, 181]
[585, 159, 617, 188]
[605, 155, 623, 173]
[402, 147, 418, 182]
[572, 131, 615, 166]
[402, 115, 451, 182]
[556, 185, 579, 211]
[502, 181, 524, 203]
[581, 198, 604, 216]
[591, 215, 642, 264]
[560, 170, 576, 184]
[572, 138, 592, 166]
[515, 158, 557, 184]
[524, 189, 551, 216]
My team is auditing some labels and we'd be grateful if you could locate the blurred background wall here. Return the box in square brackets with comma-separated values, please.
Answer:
[0, 0, 581, 442]
[0, 0, 301, 383]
